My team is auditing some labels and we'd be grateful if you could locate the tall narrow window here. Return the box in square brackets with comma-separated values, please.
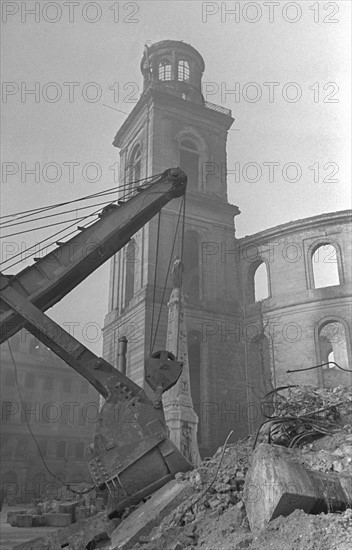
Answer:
[312, 244, 340, 288]
[158, 59, 171, 81]
[124, 239, 136, 307]
[178, 60, 190, 81]
[179, 140, 199, 191]
[254, 262, 269, 302]
[183, 230, 200, 303]
[318, 321, 351, 387]
[127, 145, 141, 186]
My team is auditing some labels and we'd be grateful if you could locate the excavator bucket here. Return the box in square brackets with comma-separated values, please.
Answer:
[89, 351, 191, 517]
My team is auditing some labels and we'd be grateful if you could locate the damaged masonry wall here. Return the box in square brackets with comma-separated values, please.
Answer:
[237, 209, 352, 432]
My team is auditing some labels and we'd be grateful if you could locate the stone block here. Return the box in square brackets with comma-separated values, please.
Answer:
[13, 512, 115, 550]
[58, 501, 79, 521]
[243, 443, 352, 532]
[43, 512, 72, 527]
[16, 515, 33, 527]
[7, 510, 27, 526]
[110, 480, 193, 550]
[31, 515, 47, 527]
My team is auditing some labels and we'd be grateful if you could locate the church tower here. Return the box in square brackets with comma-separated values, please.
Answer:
[103, 41, 247, 456]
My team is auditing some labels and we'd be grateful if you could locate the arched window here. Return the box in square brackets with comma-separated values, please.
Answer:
[254, 262, 269, 302]
[318, 321, 351, 387]
[188, 330, 202, 443]
[312, 244, 340, 288]
[178, 60, 190, 82]
[127, 145, 141, 186]
[247, 260, 270, 303]
[124, 239, 136, 307]
[183, 230, 200, 303]
[179, 139, 199, 191]
[158, 59, 172, 81]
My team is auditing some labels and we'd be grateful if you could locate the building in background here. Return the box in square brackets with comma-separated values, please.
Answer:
[103, 40, 352, 457]
[0, 330, 99, 504]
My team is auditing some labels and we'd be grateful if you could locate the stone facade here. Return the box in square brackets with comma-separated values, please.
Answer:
[0, 330, 99, 503]
[103, 40, 352, 457]
[103, 40, 245, 457]
[237, 210, 352, 432]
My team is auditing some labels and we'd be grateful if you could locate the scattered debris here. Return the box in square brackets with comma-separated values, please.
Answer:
[9, 384, 352, 550]
[131, 385, 352, 549]
[255, 385, 352, 449]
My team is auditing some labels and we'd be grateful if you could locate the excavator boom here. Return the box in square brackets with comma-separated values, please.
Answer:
[0, 168, 186, 343]
[0, 168, 190, 516]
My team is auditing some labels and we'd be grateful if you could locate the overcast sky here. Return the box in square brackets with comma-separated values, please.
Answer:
[1, 0, 351, 354]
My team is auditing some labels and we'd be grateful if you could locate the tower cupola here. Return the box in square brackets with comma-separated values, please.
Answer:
[140, 40, 205, 104]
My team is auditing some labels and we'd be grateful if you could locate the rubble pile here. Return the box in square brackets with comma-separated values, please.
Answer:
[134, 385, 352, 550]
[8, 385, 352, 550]
[257, 384, 352, 448]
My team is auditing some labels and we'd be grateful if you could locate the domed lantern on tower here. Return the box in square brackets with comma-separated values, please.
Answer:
[140, 40, 205, 104]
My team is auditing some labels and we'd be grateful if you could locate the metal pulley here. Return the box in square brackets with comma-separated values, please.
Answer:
[145, 350, 183, 408]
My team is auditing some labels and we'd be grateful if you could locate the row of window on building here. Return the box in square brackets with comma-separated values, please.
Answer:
[40, 439, 86, 460]
[158, 59, 190, 82]
[1, 436, 86, 460]
[2, 402, 93, 427]
[120, 233, 343, 311]
[252, 243, 342, 302]
[3, 369, 91, 395]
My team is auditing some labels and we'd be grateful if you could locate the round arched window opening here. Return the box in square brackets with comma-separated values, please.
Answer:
[311, 244, 340, 288]
[318, 320, 351, 388]
[178, 60, 190, 82]
[126, 145, 142, 186]
[179, 140, 199, 191]
[158, 59, 172, 81]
